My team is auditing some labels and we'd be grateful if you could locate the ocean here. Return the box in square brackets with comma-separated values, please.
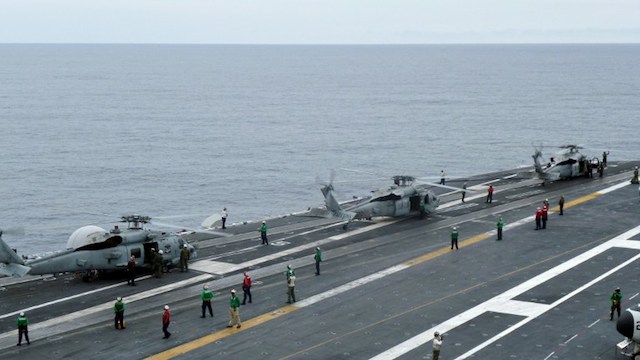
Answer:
[1, 44, 639, 255]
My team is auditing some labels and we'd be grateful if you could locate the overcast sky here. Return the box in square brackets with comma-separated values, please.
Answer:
[1, 0, 638, 44]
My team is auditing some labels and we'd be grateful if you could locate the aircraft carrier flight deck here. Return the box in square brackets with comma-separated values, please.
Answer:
[1, 161, 640, 360]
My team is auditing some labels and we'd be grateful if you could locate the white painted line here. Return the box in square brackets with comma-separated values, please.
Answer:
[0, 274, 151, 320]
[543, 351, 555, 360]
[294, 264, 410, 308]
[453, 247, 640, 359]
[0, 274, 213, 344]
[370, 223, 640, 360]
[598, 181, 630, 194]
[486, 300, 550, 318]
[564, 334, 578, 344]
[588, 319, 600, 328]
[190, 219, 402, 275]
[629, 293, 639, 301]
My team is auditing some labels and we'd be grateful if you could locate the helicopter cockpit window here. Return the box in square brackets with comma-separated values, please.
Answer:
[130, 248, 141, 259]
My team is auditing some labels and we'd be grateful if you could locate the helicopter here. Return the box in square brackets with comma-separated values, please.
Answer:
[531, 144, 601, 181]
[320, 174, 463, 229]
[0, 215, 197, 281]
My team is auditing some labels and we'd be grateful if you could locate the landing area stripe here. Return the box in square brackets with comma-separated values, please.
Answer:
[145, 182, 627, 359]
[0, 274, 213, 348]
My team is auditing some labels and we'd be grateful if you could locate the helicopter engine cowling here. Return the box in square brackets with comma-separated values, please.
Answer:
[67, 226, 113, 250]
[617, 309, 640, 342]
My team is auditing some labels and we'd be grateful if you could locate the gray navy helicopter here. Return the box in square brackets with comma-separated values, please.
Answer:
[319, 174, 464, 229]
[531, 144, 601, 181]
[0, 215, 197, 281]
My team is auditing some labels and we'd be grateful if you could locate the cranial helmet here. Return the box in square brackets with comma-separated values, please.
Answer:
[20, 312, 24, 317]
[164, 305, 170, 310]
[158, 250, 164, 255]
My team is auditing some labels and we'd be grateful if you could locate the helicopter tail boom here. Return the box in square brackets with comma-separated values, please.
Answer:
[321, 184, 357, 222]
[0, 232, 31, 277]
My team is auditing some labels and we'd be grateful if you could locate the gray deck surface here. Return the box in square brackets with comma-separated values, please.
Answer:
[1, 161, 639, 359]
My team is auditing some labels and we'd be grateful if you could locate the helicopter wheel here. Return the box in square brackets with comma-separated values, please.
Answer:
[342, 224, 349, 230]
[82, 269, 98, 282]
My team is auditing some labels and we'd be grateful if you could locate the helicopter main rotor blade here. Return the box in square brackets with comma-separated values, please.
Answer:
[150, 220, 232, 238]
[1, 226, 26, 236]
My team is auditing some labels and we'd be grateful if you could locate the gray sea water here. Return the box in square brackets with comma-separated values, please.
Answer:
[1, 44, 639, 254]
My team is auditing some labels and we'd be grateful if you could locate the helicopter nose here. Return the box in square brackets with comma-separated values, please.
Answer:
[616, 310, 635, 339]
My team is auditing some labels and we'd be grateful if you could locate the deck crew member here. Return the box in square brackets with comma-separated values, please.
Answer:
[241, 272, 252, 305]
[221, 207, 228, 229]
[461, 182, 467, 203]
[632, 166, 639, 184]
[227, 290, 241, 328]
[535, 207, 542, 230]
[114, 297, 125, 330]
[486, 185, 494, 203]
[610, 287, 623, 320]
[260, 221, 269, 245]
[16, 312, 30, 346]
[541, 201, 548, 229]
[440, 170, 446, 185]
[602, 151, 609, 167]
[598, 162, 604, 177]
[286, 265, 296, 303]
[201, 285, 214, 318]
[450, 227, 459, 250]
[127, 255, 136, 286]
[162, 305, 171, 338]
[432, 332, 443, 360]
[496, 216, 504, 240]
[287, 272, 297, 304]
[558, 196, 565, 215]
[154, 250, 164, 278]
[314, 247, 323, 275]
[179, 244, 190, 272]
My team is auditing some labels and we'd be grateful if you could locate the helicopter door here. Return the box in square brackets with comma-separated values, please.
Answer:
[394, 197, 411, 216]
[143, 242, 159, 265]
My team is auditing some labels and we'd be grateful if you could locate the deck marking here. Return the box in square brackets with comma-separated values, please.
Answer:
[0, 274, 152, 320]
[564, 334, 578, 344]
[141, 181, 628, 360]
[145, 305, 298, 360]
[0, 274, 212, 345]
[370, 182, 635, 360]
[190, 219, 402, 275]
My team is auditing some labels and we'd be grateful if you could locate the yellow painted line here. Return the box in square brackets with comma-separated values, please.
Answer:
[146, 189, 608, 359]
[403, 233, 491, 267]
[146, 305, 298, 360]
[549, 192, 601, 213]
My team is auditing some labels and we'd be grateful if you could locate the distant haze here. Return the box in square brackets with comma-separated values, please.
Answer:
[1, 0, 639, 44]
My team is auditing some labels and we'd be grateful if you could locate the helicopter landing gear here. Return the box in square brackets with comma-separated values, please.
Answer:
[81, 269, 99, 282]
[342, 224, 349, 230]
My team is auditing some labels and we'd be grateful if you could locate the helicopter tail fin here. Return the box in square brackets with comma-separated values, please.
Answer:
[531, 149, 560, 181]
[0, 231, 31, 277]
[321, 184, 356, 222]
